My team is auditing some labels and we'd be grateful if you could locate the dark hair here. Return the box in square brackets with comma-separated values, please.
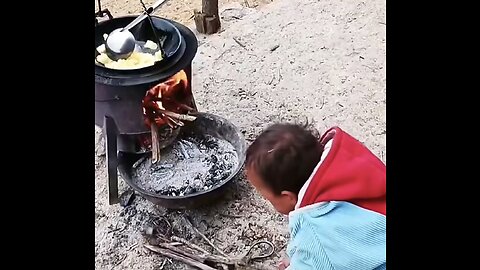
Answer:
[246, 123, 323, 195]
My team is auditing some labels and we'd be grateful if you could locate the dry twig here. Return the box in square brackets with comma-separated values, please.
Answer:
[150, 122, 161, 163]
[171, 236, 210, 254]
[233, 37, 246, 49]
[320, 97, 326, 109]
[159, 109, 197, 122]
[182, 216, 228, 257]
[144, 245, 216, 270]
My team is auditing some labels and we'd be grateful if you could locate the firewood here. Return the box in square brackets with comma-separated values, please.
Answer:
[194, 0, 221, 34]
[150, 122, 161, 164]
[144, 245, 216, 270]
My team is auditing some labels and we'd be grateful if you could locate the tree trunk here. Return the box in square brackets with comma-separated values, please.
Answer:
[194, 0, 221, 34]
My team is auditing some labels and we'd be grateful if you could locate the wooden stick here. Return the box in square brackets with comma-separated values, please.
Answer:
[150, 122, 161, 164]
[171, 236, 210, 255]
[178, 103, 195, 112]
[145, 245, 216, 270]
[203, 0, 219, 15]
[193, 226, 228, 257]
[182, 216, 228, 257]
[233, 37, 246, 48]
[169, 237, 234, 265]
[194, 0, 221, 34]
[159, 109, 197, 122]
[158, 242, 235, 266]
[157, 243, 206, 262]
[194, 10, 206, 33]
[205, 16, 221, 35]
[166, 116, 184, 127]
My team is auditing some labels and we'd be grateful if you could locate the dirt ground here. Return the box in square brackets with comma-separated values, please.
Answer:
[95, 0, 275, 25]
[95, 0, 386, 269]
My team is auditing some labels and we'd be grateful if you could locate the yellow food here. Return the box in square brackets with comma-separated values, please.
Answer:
[96, 53, 112, 65]
[95, 39, 163, 70]
[96, 44, 106, 53]
[154, 50, 163, 61]
[144, 40, 158, 50]
[100, 52, 156, 69]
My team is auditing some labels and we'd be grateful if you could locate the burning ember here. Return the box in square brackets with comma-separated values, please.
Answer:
[143, 70, 196, 128]
[143, 70, 197, 163]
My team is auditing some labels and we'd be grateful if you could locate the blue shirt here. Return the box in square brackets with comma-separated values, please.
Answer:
[286, 201, 386, 270]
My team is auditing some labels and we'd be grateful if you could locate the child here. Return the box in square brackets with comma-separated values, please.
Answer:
[245, 124, 386, 270]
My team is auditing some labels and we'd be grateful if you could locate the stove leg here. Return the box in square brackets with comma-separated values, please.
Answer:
[104, 116, 119, 205]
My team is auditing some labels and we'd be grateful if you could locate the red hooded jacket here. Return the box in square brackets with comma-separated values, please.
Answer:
[299, 127, 386, 215]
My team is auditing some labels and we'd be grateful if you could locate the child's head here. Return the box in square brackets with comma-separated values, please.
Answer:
[245, 123, 323, 215]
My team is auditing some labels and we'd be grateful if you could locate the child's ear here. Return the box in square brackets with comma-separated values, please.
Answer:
[280, 190, 298, 204]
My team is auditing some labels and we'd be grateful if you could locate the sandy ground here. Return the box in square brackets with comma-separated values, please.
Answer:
[95, 0, 386, 269]
[95, 0, 275, 25]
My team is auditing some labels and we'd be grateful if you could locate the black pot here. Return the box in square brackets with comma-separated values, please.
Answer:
[95, 16, 183, 79]
[118, 113, 247, 209]
[94, 16, 198, 134]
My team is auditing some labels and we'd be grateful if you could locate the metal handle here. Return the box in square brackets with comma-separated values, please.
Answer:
[121, 0, 168, 32]
[95, 0, 114, 26]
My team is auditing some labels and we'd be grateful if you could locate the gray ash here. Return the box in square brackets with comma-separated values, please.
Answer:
[132, 134, 239, 196]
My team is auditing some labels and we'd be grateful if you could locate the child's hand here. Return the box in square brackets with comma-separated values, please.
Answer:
[278, 258, 290, 270]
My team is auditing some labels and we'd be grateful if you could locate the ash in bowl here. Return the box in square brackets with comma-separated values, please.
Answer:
[132, 134, 239, 197]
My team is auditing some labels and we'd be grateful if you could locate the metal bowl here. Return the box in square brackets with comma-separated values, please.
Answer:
[95, 16, 183, 73]
[118, 112, 246, 209]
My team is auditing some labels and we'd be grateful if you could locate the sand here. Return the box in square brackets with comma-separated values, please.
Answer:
[95, 0, 386, 269]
